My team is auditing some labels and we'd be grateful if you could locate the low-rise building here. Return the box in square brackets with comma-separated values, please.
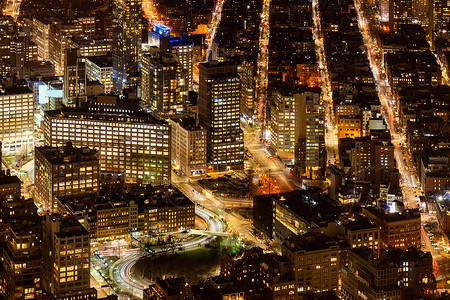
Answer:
[0, 172, 21, 200]
[143, 277, 193, 300]
[343, 217, 380, 255]
[341, 248, 402, 299]
[362, 206, 421, 250]
[341, 247, 436, 299]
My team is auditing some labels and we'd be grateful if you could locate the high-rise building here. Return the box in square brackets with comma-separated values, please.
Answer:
[351, 132, 396, 191]
[0, 79, 34, 154]
[31, 17, 50, 60]
[34, 142, 100, 212]
[351, 137, 372, 183]
[44, 106, 171, 184]
[170, 37, 194, 89]
[1, 199, 42, 300]
[112, 0, 142, 92]
[48, 22, 83, 76]
[198, 61, 244, 172]
[269, 87, 322, 167]
[270, 86, 325, 178]
[147, 22, 171, 51]
[85, 55, 113, 94]
[64, 49, 86, 107]
[239, 61, 255, 118]
[141, 52, 188, 114]
[432, 0, 450, 30]
[41, 214, 95, 298]
[168, 116, 207, 176]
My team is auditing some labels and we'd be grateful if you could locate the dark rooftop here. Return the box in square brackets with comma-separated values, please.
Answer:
[363, 206, 420, 222]
[283, 232, 339, 252]
[36, 142, 99, 165]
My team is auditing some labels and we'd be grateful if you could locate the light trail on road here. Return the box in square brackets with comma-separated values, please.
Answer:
[109, 207, 225, 298]
[354, 0, 421, 209]
[142, 0, 159, 22]
[311, 0, 339, 165]
[255, 0, 270, 120]
[204, 0, 226, 61]
[3, 0, 21, 20]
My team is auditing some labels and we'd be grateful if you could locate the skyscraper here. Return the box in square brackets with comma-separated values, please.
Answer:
[41, 214, 95, 298]
[64, 49, 86, 107]
[0, 78, 34, 155]
[141, 52, 189, 114]
[198, 61, 244, 172]
[112, 0, 142, 92]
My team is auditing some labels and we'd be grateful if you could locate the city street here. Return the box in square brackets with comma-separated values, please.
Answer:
[311, 0, 340, 166]
[354, 0, 450, 289]
[108, 207, 226, 298]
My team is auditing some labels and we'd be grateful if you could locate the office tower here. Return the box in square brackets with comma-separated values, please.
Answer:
[1, 199, 42, 300]
[432, 0, 450, 30]
[64, 49, 86, 107]
[67, 37, 112, 57]
[0, 78, 34, 154]
[141, 52, 189, 114]
[76, 16, 96, 35]
[270, 86, 324, 178]
[142, 185, 195, 234]
[351, 132, 396, 191]
[48, 22, 84, 76]
[198, 61, 244, 172]
[42, 214, 96, 298]
[168, 116, 207, 176]
[282, 233, 339, 293]
[240, 61, 255, 118]
[341, 247, 436, 299]
[44, 106, 171, 184]
[270, 87, 322, 164]
[85, 55, 113, 93]
[378, 0, 414, 31]
[171, 38, 194, 89]
[31, 17, 50, 60]
[34, 142, 100, 212]
[112, 0, 142, 92]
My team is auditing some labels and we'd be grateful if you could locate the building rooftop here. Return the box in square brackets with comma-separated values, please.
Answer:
[283, 232, 338, 252]
[86, 55, 112, 68]
[169, 116, 204, 131]
[363, 206, 420, 223]
[0, 173, 21, 185]
[49, 213, 89, 238]
[36, 142, 99, 165]
[155, 277, 189, 296]
[45, 106, 167, 124]
[344, 216, 379, 232]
